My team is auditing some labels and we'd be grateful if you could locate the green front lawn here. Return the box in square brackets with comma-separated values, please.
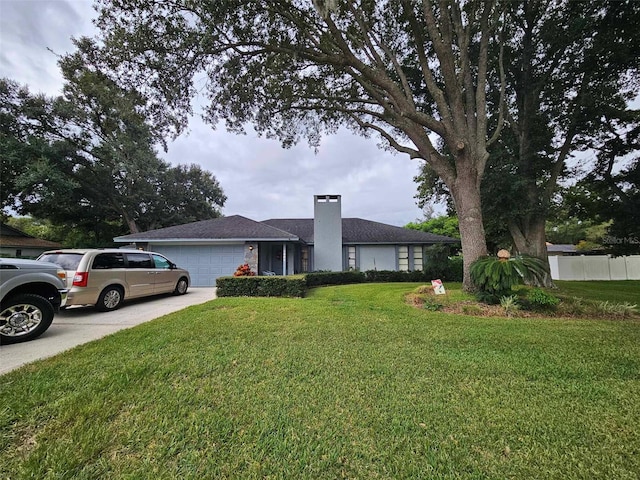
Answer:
[555, 280, 640, 304]
[1, 283, 639, 479]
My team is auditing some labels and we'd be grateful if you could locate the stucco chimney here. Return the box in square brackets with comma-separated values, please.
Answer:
[313, 195, 343, 271]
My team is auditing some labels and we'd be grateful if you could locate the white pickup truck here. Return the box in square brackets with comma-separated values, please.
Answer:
[0, 258, 68, 344]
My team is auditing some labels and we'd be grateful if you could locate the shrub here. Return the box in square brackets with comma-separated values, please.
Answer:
[446, 256, 464, 282]
[500, 295, 521, 317]
[305, 271, 366, 287]
[474, 290, 501, 305]
[470, 255, 547, 300]
[233, 263, 256, 277]
[217, 276, 306, 297]
[364, 270, 426, 282]
[596, 301, 638, 319]
[526, 288, 560, 311]
[422, 299, 443, 311]
[422, 245, 463, 282]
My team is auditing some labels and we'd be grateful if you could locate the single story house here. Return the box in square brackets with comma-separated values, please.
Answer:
[0, 223, 62, 258]
[114, 195, 458, 286]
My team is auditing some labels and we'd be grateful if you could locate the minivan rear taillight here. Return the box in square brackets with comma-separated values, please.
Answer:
[73, 272, 89, 287]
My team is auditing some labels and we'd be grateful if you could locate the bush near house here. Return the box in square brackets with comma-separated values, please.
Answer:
[217, 256, 465, 297]
[216, 275, 306, 297]
[365, 270, 429, 282]
[233, 263, 256, 276]
[423, 245, 464, 281]
[218, 264, 465, 297]
[218, 248, 464, 297]
[305, 271, 367, 286]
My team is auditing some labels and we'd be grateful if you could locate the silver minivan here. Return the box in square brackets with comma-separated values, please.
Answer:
[37, 249, 190, 311]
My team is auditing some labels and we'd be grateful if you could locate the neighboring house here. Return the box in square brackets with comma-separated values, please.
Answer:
[114, 195, 458, 286]
[0, 223, 62, 258]
[546, 242, 578, 256]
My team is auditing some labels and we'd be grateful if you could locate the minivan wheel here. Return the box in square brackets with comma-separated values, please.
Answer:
[174, 277, 189, 295]
[0, 294, 54, 344]
[96, 286, 124, 312]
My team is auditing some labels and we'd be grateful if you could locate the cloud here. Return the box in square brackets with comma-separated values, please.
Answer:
[0, 0, 95, 96]
[1, 0, 428, 227]
[165, 117, 424, 225]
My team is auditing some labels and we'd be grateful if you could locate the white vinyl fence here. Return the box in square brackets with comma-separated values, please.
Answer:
[548, 255, 640, 281]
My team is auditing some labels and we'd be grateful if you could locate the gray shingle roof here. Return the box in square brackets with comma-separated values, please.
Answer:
[0, 223, 62, 249]
[114, 215, 458, 245]
[114, 215, 299, 241]
[263, 218, 458, 245]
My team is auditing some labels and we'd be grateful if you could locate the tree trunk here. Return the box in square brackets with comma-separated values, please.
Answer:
[509, 216, 554, 287]
[121, 209, 139, 234]
[450, 166, 488, 291]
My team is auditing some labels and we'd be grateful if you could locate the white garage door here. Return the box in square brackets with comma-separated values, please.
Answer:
[151, 244, 245, 287]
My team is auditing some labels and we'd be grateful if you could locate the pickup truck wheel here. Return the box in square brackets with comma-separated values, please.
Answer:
[0, 294, 54, 345]
[96, 286, 124, 312]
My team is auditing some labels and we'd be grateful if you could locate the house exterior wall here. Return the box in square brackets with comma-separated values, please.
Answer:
[244, 243, 258, 273]
[313, 195, 343, 271]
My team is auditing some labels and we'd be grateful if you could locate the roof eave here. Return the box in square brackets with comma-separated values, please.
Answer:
[341, 240, 459, 245]
[113, 237, 300, 243]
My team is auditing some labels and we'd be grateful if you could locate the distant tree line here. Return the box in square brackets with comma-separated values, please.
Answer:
[1, 45, 226, 245]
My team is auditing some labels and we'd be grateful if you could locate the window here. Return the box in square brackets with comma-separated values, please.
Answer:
[92, 253, 125, 269]
[413, 246, 424, 271]
[301, 247, 309, 272]
[398, 246, 409, 271]
[125, 253, 153, 268]
[152, 254, 171, 270]
[348, 246, 356, 270]
[39, 252, 84, 271]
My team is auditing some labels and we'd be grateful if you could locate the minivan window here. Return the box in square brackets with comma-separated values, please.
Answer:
[125, 253, 153, 268]
[38, 253, 84, 271]
[152, 254, 171, 270]
[92, 253, 125, 269]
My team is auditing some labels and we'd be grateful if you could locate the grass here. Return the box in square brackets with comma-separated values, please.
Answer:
[1, 282, 639, 479]
[555, 280, 640, 305]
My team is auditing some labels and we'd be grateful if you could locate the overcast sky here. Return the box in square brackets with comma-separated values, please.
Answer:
[0, 0, 431, 226]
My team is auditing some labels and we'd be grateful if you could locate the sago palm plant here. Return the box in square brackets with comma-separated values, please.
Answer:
[470, 254, 547, 301]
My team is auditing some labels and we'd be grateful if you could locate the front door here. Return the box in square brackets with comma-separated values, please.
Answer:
[258, 243, 284, 275]
[270, 244, 284, 275]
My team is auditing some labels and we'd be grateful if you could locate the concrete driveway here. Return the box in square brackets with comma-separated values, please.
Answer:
[0, 287, 216, 375]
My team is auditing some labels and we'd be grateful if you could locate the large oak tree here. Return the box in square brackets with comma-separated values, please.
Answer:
[1, 71, 226, 236]
[416, 0, 639, 285]
[91, 0, 507, 289]
[495, 0, 639, 283]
